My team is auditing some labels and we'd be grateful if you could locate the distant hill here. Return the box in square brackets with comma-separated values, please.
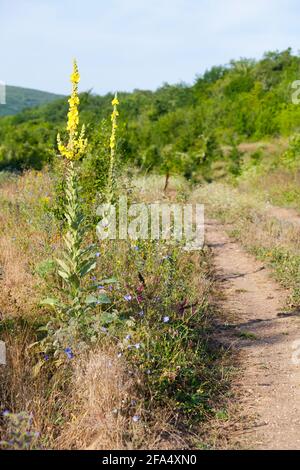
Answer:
[0, 85, 64, 116]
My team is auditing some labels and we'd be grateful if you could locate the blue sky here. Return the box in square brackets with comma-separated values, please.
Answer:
[1, 0, 300, 95]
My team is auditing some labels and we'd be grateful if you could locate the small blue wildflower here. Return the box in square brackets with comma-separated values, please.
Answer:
[124, 294, 132, 301]
[133, 246, 139, 251]
[131, 399, 137, 406]
[64, 347, 74, 359]
[91, 276, 97, 281]
[43, 353, 49, 361]
[125, 334, 131, 341]
[134, 343, 141, 350]
[97, 285, 105, 289]
[2, 410, 10, 417]
[138, 310, 144, 317]
[132, 415, 140, 422]
[101, 327, 108, 333]
[163, 316, 170, 323]
[108, 285, 113, 291]
[96, 252, 100, 257]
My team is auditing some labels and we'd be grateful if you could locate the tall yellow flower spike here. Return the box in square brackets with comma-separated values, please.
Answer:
[57, 60, 87, 160]
[107, 93, 119, 201]
[110, 93, 119, 151]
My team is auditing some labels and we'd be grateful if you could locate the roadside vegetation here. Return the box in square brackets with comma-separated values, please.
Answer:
[0, 62, 228, 450]
[2, 48, 300, 449]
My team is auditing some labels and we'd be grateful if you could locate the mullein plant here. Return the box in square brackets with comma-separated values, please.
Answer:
[41, 61, 114, 357]
[97, 94, 120, 236]
[107, 94, 119, 203]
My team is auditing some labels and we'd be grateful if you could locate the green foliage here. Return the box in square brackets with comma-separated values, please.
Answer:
[40, 162, 114, 356]
[80, 119, 112, 206]
[227, 141, 243, 176]
[2, 48, 300, 178]
[281, 134, 300, 169]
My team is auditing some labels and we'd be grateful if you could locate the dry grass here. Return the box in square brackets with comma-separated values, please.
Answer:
[0, 170, 222, 450]
[58, 347, 138, 450]
[0, 325, 69, 447]
[0, 169, 59, 318]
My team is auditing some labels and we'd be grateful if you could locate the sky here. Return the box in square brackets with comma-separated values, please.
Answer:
[1, 0, 300, 95]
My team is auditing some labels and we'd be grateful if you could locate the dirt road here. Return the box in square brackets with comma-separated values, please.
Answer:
[206, 218, 300, 449]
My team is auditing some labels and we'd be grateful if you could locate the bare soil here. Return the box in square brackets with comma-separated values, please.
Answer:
[206, 218, 300, 449]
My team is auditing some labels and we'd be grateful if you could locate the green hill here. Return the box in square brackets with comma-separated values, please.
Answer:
[1, 48, 300, 174]
[0, 85, 63, 116]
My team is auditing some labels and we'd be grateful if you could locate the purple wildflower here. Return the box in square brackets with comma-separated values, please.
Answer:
[64, 347, 74, 359]
[124, 294, 132, 301]
[132, 415, 140, 422]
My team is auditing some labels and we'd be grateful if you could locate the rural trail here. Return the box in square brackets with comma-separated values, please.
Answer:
[205, 217, 300, 449]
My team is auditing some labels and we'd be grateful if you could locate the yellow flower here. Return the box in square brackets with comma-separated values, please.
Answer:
[106, 93, 120, 202]
[109, 93, 119, 151]
[57, 60, 87, 161]
[112, 96, 119, 106]
[70, 61, 80, 83]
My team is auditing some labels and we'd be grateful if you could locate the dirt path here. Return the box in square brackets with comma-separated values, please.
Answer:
[206, 219, 300, 449]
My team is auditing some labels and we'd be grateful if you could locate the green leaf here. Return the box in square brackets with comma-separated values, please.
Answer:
[99, 277, 118, 284]
[85, 295, 98, 305]
[101, 311, 116, 323]
[79, 260, 96, 277]
[56, 259, 71, 275]
[85, 293, 111, 305]
[97, 293, 111, 304]
[41, 297, 60, 307]
[58, 269, 69, 281]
